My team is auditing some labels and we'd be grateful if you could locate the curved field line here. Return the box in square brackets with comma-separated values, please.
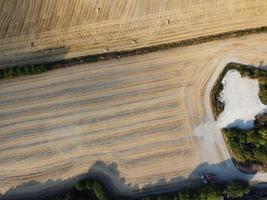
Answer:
[0, 0, 266, 67]
[0, 33, 266, 199]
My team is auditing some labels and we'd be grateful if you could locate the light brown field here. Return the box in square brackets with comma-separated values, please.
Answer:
[1, 33, 267, 198]
[0, 0, 267, 68]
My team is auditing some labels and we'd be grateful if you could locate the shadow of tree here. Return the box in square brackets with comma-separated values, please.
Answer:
[0, 159, 256, 200]
[258, 60, 267, 70]
[0, 46, 69, 69]
[248, 60, 267, 71]
[226, 119, 254, 130]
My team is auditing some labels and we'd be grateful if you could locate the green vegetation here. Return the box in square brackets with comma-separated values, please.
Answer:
[0, 65, 49, 79]
[211, 63, 267, 171]
[47, 179, 251, 200]
[211, 63, 267, 118]
[1, 27, 267, 81]
[167, 181, 248, 200]
[92, 181, 108, 200]
[223, 181, 250, 199]
[223, 113, 267, 168]
[50, 179, 109, 200]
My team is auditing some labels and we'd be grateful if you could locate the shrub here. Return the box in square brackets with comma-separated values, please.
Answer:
[177, 191, 195, 200]
[223, 181, 250, 198]
[75, 180, 86, 191]
[199, 185, 221, 200]
[223, 112, 267, 167]
[92, 181, 108, 200]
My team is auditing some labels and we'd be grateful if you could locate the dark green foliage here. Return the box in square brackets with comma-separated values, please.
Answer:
[223, 113, 267, 165]
[75, 180, 87, 191]
[49, 179, 108, 200]
[254, 113, 267, 128]
[46, 178, 252, 200]
[49, 191, 78, 200]
[0, 64, 49, 79]
[259, 78, 267, 105]
[1, 27, 267, 82]
[86, 180, 93, 190]
[244, 67, 267, 105]
[92, 181, 108, 200]
[199, 185, 221, 200]
[223, 180, 250, 198]
[177, 191, 195, 200]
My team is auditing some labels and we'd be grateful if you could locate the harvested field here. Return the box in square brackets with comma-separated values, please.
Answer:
[0, 0, 267, 67]
[0, 33, 267, 199]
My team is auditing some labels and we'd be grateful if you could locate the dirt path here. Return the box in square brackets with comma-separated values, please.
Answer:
[197, 40, 267, 185]
[0, 34, 267, 199]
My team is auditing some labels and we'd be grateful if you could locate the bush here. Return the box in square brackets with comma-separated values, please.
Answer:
[75, 180, 86, 191]
[0, 64, 50, 80]
[1, 27, 267, 82]
[223, 181, 250, 198]
[177, 191, 195, 200]
[254, 113, 267, 128]
[46, 177, 254, 200]
[199, 185, 221, 200]
[86, 180, 93, 190]
[223, 112, 267, 167]
[92, 181, 108, 200]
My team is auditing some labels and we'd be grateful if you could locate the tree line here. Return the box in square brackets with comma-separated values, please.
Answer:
[223, 113, 267, 169]
[46, 179, 251, 200]
[0, 65, 49, 79]
[1, 27, 267, 81]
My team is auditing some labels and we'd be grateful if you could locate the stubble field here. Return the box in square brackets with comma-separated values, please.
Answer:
[0, 0, 267, 68]
[1, 33, 267, 199]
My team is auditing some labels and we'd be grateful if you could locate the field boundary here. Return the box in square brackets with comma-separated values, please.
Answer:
[1, 26, 267, 80]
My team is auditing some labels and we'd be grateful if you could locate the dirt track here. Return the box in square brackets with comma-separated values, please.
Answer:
[0, 33, 267, 199]
[0, 0, 267, 67]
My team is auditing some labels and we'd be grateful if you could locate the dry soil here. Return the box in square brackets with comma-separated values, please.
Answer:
[0, 33, 267, 198]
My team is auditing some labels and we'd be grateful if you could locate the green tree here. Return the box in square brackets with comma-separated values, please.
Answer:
[223, 181, 250, 198]
[75, 180, 86, 191]
[199, 185, 221, 200]
[259, 129, 267, 139]
[92, 181, 107, 200]
[86, 180, 93, 190]
[156, 195, 169, 200]
[177, 191, 194, 200]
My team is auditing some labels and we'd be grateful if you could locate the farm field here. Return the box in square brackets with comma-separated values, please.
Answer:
[0, 33, 267, 199]
[0, 0, 267, 68]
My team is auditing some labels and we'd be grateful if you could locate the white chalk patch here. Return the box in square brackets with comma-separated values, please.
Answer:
[217, 70, 267, 129]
